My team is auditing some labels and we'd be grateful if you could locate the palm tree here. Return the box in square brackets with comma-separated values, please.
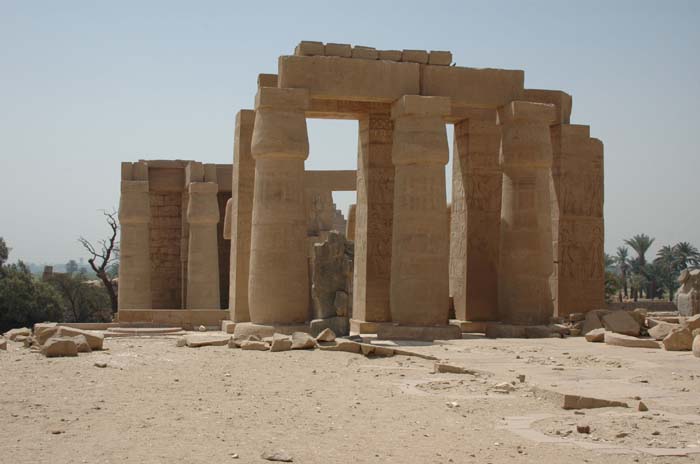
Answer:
[672, 242, 700, 270]
[625, 233, 655, 267]
[614, 246, 630, 298]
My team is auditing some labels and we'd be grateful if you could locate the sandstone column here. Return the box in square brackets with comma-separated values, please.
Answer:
[387, 95, 454, 332]
[450, 111, 502, 323]
[247, 88, 310, 325]
[228, 109, 256, 322]
[118, 180, 152, 309]
[346, 204, 356, 241]
[498, 101, 556, 325]
[186, 182, 220, 309]
[352, 109, 394, 333]
[551, 124, 605, 316]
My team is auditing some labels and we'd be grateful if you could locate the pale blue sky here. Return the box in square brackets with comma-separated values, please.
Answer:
[1, 0, 698, 264]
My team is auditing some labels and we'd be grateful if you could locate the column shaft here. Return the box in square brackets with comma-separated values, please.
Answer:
[352, 110, 394, 325]
[248, 87, 310, 325]
[228, 109, 256, 322]
[186, 182, 220, 309]
[389, 95, 450, 326]
[118, 180, 152, 309]
[498, 101, 556, 325]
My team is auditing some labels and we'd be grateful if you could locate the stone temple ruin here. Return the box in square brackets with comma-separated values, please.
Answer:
[117, 41, 605, 339]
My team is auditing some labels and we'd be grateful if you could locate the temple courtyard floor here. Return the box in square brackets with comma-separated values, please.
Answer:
[1, 333, 700, 463]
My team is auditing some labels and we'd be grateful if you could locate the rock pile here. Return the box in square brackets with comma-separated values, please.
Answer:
[1, 323, 105, 357]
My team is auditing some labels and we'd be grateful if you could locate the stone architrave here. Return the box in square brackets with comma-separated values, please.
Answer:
[248, 87, 310, 325]
[498, 101, 557, 325]
[389, 95, 451, 326]
[352, 109, 395, 332]
[450, 110, 501, 322]
[118, 180, 152, 309]
[550, 124, 605, 316]
[186, 182, 221, 309]
[346, 204, 356, 241]
[228, 110, 256, 322]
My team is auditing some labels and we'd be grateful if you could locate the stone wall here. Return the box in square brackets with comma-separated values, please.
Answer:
[149, 192, 182, 309]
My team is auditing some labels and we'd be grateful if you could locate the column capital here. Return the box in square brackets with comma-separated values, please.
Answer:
[187, 182, 219, 225]
[391, 95, 450, 120]
[251, 89, 309, 161]
[118, 181, 150, 224]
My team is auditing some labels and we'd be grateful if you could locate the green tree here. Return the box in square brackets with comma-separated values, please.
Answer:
[0, 261, 63, 332]
[672, 242, 700, 270]
[614, 246, 631, 298]
[625, 234, 656, 299]
[47, 271, 111, 323]
[0, 237, 8, 268]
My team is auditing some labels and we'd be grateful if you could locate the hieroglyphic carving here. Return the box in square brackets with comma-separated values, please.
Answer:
[353, 109, 394, 324]
[551, 125, 604, 315]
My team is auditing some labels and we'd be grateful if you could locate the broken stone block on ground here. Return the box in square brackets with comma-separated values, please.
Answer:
[604, 332, 660, 349]
[270, 334, 293, 352]
[648, 321, 681, 340]
[185, 335, 231, 348]
[291, 332, 317, 350]
[240, 340, 270, 351]
[662, 327, 693, 351]
[601, 310, 641, 336]
[4, 327, 31, 341]
[316, 328, 336, 342]
[584, 327, 606, 342]
[41, 337, 79, 358]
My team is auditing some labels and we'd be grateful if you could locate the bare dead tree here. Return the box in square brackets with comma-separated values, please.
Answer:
[79, 210, 119, 314]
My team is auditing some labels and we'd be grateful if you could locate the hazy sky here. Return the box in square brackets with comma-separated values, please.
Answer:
[1, 0, 699, 264]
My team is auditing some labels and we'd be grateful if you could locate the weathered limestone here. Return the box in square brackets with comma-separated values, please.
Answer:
[450, 110, 501, 322]
[389, 95, 451, 326]
[352, 109, 394, 333]
[604, 332, 661, 349]
[118, 180, 152, 309]
[248, 87, 310, 325]
[601, 311, 641, 336]
[497, 102, 557, 325]
[550, 124, 605, 316]
[346, 204, 356, 241]
[229, 109, 256, 322]
[662, 327, 693, 351]
[186, 182, 220, 309]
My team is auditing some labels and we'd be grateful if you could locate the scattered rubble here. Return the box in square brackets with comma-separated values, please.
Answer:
[3, 327, 31, 341]
[240, 340, 270, 351]
[291, 332, 317, 350]
[270, 334, 293, 352]
[316, 328, 336, 342]
[41, 337, 79, 358]
[185, 335, 231, 348]
[261, 450, 293, 462]
[433, 363, 481, 375]
[648, 322, 680, 340]
[604, 332, 660, 349]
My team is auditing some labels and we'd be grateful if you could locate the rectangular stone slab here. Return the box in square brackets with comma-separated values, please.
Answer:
[421, 65, 524, 108]
[278, 55, 420, 102]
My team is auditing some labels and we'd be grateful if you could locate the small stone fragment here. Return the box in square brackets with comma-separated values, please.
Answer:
[94, 362, 107, 368]
[270, 334, 293, 352]
[318, 338, 362, 353]
[492, 382, 515, 393]
[261, 450, 293, 462]
[291, 332, 317, 350]
[176, 337, 187, 347]
[3, 327, 31, 341]
[240, 340, 269, 351]
[316, 328, 336, 342]
[198, 325, 207, 332]
[638, 401, 648, 412]
[585, 327, 606, 342]
[517, 374, 526, 383]
[0, 336, 6, 350]
[576, 425, 591, 434]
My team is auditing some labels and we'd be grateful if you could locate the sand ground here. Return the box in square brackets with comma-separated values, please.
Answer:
[1, 334, 700, 463]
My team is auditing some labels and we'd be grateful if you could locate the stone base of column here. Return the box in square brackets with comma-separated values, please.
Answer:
[449, 319, 499, 334]
[233, 322, 312, 339]
[349, 319, 383, 335]
[376, 324, 462, 341]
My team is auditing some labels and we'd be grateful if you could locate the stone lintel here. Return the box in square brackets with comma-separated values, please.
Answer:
[391, 95, 451, 119]
[422, 65, 524, 108]
[521, 89, 572, 124]
[304, 170, 356, 191]
[255, 86, 310, 111]
[498, 101, 557, 124]
[278, 55, 420, 103]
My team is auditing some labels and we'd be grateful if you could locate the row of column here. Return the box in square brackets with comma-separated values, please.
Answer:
[118, 172, 222, 310]
[232, 88, 558, 328]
